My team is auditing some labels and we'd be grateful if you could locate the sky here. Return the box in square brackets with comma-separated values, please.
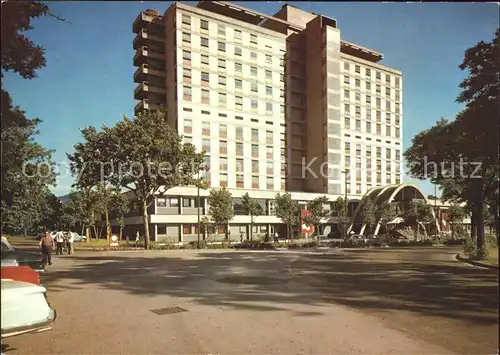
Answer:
[3, 1, 499, 197]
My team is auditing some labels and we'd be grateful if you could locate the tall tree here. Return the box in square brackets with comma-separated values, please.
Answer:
[68, 111, 204, 249]
[330, 197, 349, 239]
[241, 193, 263, 241]
[375, 202, 397, 237]
[402, 200, 433, 240]
[207, 187, 234, 242]
[447, 204, 465, 240]
[275, 193, 299, 240]
[360, 197, 377, 235]
[305, 196, 330, 239]
[110, 192, 130, 241]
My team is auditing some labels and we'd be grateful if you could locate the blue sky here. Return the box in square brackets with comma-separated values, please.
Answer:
[3, 1, 498, 197]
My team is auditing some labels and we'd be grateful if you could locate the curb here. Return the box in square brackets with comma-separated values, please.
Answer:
[455, 253, 498, 271]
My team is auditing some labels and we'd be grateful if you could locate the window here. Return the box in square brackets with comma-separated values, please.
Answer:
[396, 91, 400, 101]
[266, 177, 274, 190]
[201, 72, 209, 84]
[265, 70, 272, 80]
[157, 197, 167, 207]
[395, 116, 400, 126]
[200, 19, 209, 31]
[266, 161, 273, 175]
[201, 89, 210, 104]
[169, 197, 179, 207]
[235, 96, 243, 109]
[266, 86, 273, 96]
[235, 79, 242, 89]
[219, 76, 226, 86]
[236, 142, 244, 155]
[236, 127, 243, 140]
[355, 92, 361, 102]
[395, 104, 400, 114]
[266, 146, 273, 159]
[200, 37, 209, 47]
[376, 111, 381, 121]
[280, 73, 284, 82]
[344, 89, 350, 99]
[344, 117, 350, 129]
[201, 54, 209, 65]
[251, 128, 258, 142]
[386, 113, 391, 123]
[376, 85, 381, 93]
[183, 119, 192, 134]
[344, 104, 350, 114]
[386, 74, 391, 85]
[251, 145, 259, 158]
[355, 78, 360, 87]
[266, 103, 273, 112]
[365, 68, 371, 77]
[183, 50, 191, 61]
[386, 100, 391, 110]
[252, 175, 259, 189]
[218, 24, 225, 37]
[250, 52, 257, 60]
[235, 62, 242, 73]
[250, 66, 258, 76]
[344, 62, 350, 71]
[385, 87, 391, 97]
[355, 119, 361, 131]
[236, 174, 244, 188]
[219, 124, 227, 138]
[280, 89, 285, 98]
[355, 65, 360, 74]
[265, 54, 272, 64]
[201, 121, 210, 136]
[182, 32, 191, 43]
[220, 141, 227, 155]
[376, 98, 381, 108]
[366, 121, 371, 133]
[218, 41, 225, 52]
[183, 86, 192, 100]
[280, 104, 285, 114]
[234, 46, 242, 56]
[219, 157, 228, 171]
[252, 160, 259, 173]
[183, 68, 191, 82]
[376, 71, 381, 80]
[386, 125, 391, 137]
[250, 34, 257, 45]
[251, 100, 258, 110]
[219, 173, 228, 187]
[182, 198, 192, 208]
[366, 82, 371, 90]
[218, 58, 226, 69]
[386, 148, 391, 159]
[395, 128, 400, 138]
[266, 130, 273, 144]
[182, 15, 191, 26]
[202, 138, 210, 152]
[366, 95, 371, 104]
[395, 77, 400, 88]
[250, 83, 258, 92]
[355, 106, 361, 115]
[376, 123, 381, 135]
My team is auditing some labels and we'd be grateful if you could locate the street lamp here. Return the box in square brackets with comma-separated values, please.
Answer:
[341, 169, 349, 239]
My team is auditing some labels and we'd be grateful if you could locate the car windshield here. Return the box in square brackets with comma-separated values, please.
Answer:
[1, 238, 15, 252]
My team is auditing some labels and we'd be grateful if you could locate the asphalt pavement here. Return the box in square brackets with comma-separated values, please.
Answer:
[2, 245, 498, 354]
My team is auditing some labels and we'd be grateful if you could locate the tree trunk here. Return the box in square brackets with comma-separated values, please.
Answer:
[105, 210, 111, 242]
[119, 225, 123, 241]
[85, 226, 91, 244]
[142, 199, 150, 250]
[470, 207, 477, 240]
[249, 220, 253, 241]
[476, 199, 485, 250]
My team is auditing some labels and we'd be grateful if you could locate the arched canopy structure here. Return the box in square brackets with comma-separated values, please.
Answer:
[348, 183, 440, 236]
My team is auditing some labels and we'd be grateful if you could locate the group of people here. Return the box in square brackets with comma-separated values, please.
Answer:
[39, 231, 75, 266]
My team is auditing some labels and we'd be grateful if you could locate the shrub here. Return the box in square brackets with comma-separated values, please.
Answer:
[444, 239, 465, 246]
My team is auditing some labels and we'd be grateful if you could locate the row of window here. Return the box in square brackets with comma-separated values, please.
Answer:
[343, 62, 401, 88]
[344, 88, 401, 105]
[182, 50, 285, 82]
[182, 85, 286, 113]
[344, 104, 401, 122]
[345, 144, 401, 160]
[182, 107, 286, 127]
[181, 32, 284, 66]
[344, 118, 401, 138]
[345, 160, 401, 173]
[343, 77, 401, 99]
[182, 68, 285, 99]
[184, 121, 279, 143]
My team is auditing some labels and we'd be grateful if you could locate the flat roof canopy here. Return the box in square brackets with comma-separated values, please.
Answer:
[341, 41, 383, 63]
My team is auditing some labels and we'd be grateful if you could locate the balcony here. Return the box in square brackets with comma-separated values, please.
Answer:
[133, 64, 166, 83]
[133, 10, 164, 34]
[134, 99, 166, 114]
[134, 81, 166, 100]
[133, 28, 165, 50]
[133, 46, 165, 66]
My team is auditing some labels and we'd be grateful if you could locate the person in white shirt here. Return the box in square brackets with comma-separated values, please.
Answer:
[67, 231, 74, 255]
[55, 231, 64, 255]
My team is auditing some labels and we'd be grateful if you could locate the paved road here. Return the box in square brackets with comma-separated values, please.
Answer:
[2, 246, 498, 354]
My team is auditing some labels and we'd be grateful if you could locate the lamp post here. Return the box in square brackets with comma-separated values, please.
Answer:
[341, 169, 349, 239]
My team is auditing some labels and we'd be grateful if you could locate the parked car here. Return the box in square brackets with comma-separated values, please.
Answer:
[49, 231, 86, 242]
[1, 236, 45, 273]
[1, 266, 40, 285]
[1, 279, 56, 338]
[348, 234, 369, 244]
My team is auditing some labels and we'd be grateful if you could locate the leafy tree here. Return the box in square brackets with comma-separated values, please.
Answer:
[110, 192, 130, 241]
[405, 30, 499, 251]
[207, 187, 234, 242]
[447, 204, 465, 239]
[375, 202, 397, 237]
[66, 189, 99, 242]
[402, 200, 434, 240]
[68, 111, 204, 249]
[305, 196, 330, 239]
[275, 193, 299, 240]
[41, 193, 63, 231]
[360, 197, 377, 235]
[427, 195, 438, 200]
[241, 193, 263, 241]
[330, 197, 349, 239]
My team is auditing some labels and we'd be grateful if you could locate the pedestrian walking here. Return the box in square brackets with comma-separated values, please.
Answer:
[67, 231, 74, 255]
[55, 231, 64, 255]
[39, 231, 53, 266]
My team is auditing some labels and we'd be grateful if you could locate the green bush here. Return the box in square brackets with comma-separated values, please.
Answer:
[444, 239, 465, 246]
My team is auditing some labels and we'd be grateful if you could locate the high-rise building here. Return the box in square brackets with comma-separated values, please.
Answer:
[129, 1, 403, 242]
